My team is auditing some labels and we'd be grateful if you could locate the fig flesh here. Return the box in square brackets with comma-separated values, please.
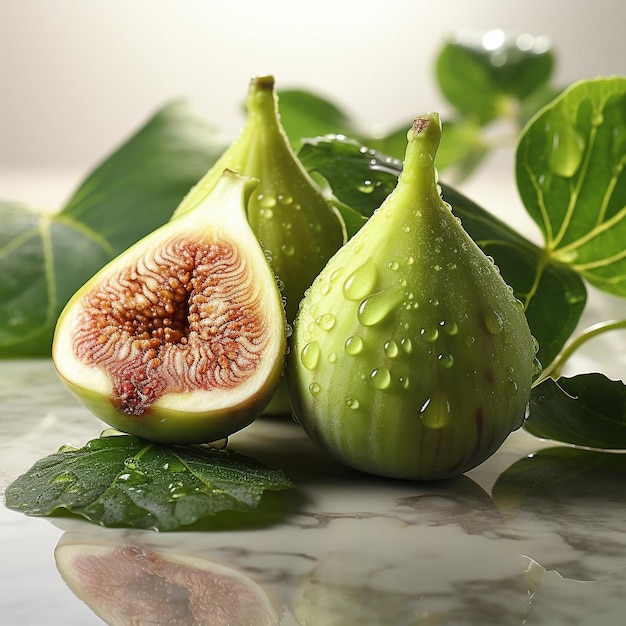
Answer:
[53, 170, 286, 444]
[288, 113, 535, 480]
[55, 541, 278, 626]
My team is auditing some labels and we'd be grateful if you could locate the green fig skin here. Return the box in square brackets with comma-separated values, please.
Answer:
[287, 113, 535, 480]
[53, 170, 287, 445]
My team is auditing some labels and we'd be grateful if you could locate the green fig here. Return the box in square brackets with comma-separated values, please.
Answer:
[288, 113, 535, 480]
[52, 170, 286, 444]
[174, 74, 345, 324]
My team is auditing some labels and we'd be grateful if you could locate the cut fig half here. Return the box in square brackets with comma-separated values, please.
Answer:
[55, 540, 279, 625]
[53, 170, 287, 444]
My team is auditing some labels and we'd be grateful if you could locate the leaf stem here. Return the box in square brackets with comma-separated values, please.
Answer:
[536, 318, 626, 383]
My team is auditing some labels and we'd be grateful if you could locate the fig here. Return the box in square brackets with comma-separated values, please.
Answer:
[55, 540, 278, 625]
[288, 113, 535, 480]
[52, 169, 286, 444]
[173, 74, 345, 325]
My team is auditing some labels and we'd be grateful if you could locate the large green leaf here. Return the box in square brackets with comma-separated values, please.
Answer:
[525, 374, 626, 449]
[516, 77, 626, 296]
[5, 434, 294, 531]
[298, 135, 586, 367]
[0, 102, 224, 357]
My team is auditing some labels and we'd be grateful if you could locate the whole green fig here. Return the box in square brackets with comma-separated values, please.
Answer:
[288, 113, 535, 480]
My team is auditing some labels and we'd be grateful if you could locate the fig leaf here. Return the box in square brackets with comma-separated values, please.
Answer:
[0, 101, 224, 358]
[435, 31, 555, 125]
[525, 374, 626, 449]
[4, 434, 294, 531]
[516, 76, 626, 297]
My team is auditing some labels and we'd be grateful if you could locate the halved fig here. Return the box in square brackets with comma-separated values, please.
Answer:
[55, 540, 279, 625]
[52, 170, 287, 444]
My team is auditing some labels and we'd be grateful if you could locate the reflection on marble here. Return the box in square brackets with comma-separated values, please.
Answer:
[2, 360, 626, 625]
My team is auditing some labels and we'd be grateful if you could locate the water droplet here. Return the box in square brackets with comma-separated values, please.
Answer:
[346, 397, 360, 409]
[52, 472, 74, 484]
[399, 376, 410, 389]
[345, 335, 364, 356]
[315, 313, 336, 331]
[405, 255, 415, 265]
[419, 393, 451, 429]
[309, 382, 321, 396]
[163, 459, 186, 472]
[357, 288, 404, 327]
[259, 207, 274, 219]
[400, 337, 413, 353]
[433, 264, 442, 272]
[278, 194, 293, 205]
[358, 180, 374, 193]
[388, 261, 399, 271]
[281, 243, 295, 257]
[440, 320, 458, 336]
[402, 225, 411, 233]
[370, 367, 391, 390]
[301, 341, 321, 370]
[484, 310, 504, 334]
[384, 339, 399, 358]
[342, 259, 378, 301]
[420, 327, 439, 343]
[437, 353, 454, 368]
[466, 335, 476, 347]
[258, 193, 277, 208]
[327, 351, 337, 364]
[506, 378, 519, 398]
[429, 298, 439, 307]
[531, 335, 540, 355]
[548, 121, 585, 178]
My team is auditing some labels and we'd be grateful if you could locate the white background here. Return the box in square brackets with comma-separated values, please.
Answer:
[1, 0, 624, 173]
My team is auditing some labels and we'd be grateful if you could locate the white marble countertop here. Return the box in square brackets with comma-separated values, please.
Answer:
[2, 167, 626, 625]
[1, 358, 626, 625]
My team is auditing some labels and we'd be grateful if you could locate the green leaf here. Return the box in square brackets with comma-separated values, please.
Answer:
[4, 434, 294, 531]
[276, 88, 359, 148]
[298, 135, 586, 366]
[492, 444, 626, 510]
[525, 374, 626, 449]
[0, 102, 224, 358]
[436, 31, 554, 125]
[516, 77, 626, 296]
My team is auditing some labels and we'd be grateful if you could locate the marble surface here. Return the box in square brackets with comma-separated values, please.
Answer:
[1, 359, 626, 626]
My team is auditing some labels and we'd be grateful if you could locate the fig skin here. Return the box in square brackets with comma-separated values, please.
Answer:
[288, 113, 535, 480]
[53, 170, 287, 444]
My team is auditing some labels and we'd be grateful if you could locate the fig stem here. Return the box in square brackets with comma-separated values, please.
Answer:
[535, 318, 626, 383]
[391, 112, 444, 214]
